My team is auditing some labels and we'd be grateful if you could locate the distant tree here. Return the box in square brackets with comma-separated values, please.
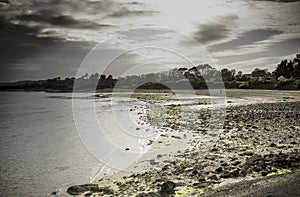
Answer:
[286, 60, 294, 78]
[221, 68, 235, 81]
[292, 54, 300, 79]
[251, 68, 268, 78]
[100, 75, 106, 80]
[237, 71, 243, 76]
[178, 67, 188, 72]
[274, 60, 288, 79]
[107, 75, 113, 80]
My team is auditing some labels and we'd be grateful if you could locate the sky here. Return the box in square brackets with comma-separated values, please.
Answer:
[0, 0, 299, 81]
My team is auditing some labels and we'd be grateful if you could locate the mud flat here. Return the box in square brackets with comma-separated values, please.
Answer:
[66, 90, 300, 196]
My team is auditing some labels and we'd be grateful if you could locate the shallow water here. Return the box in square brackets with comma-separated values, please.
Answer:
[0, 91, 167, 196]
[0, 91, 228, 196]
[0, 92, 103, 196]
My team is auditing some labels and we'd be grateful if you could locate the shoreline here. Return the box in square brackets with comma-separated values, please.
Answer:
[61, 90, 300, 196]
[0, 88, 300, 93]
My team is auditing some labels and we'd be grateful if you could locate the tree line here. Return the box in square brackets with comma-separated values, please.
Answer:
[0, 54, 299, 91]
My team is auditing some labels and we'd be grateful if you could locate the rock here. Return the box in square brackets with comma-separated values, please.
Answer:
[125, 148, 130, 151]
[261, 171, 268, 176]
[240, 169, 247, 177]
[162, 165, 169, 171]
[66, 184, 114, 196]
[232, 160, 242, 166]
[207, 174, 219, 180]
[100, 187, 114, 194]
[270, 143, 277, 147]
[215, 167, 223, 173]
[160, 181, 176, 195]
[245, 155, 263, 166]
[220, 173, 230, 179]
[184, 167, 194, 172]
[198, 176, 206, 182]
[157, 154, 163, 158]
[136, 192, 160, 197]
[67, 184, 99, 195]
[171, 135, 181, 139]
[241, 151, 254, 156]
[150, 159, 158, 165]
[229, 169, 240, 178]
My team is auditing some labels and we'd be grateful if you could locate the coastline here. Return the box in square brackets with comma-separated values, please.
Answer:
[63, 90, 300, 196]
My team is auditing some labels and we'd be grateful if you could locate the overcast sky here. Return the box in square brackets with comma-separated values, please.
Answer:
[0, 0, 299, 81]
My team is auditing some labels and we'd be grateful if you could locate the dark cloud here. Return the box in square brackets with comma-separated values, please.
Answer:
[107, 7, 158, 18]
[0, 0, 162, 81]
[15, 14, 110, 29]
[192, 15, 239, 45]
[217, 38, 300, 65]
[0, 17, 94, 81]
[120, 28, 172, 42]
[209, 29, 283, 52]
[0, 0, 9, 4]
[255, 0, 300, 2]
[25, 0, 115, 16]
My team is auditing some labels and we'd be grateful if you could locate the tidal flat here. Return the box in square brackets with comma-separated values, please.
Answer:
[66, 90, 300, 196]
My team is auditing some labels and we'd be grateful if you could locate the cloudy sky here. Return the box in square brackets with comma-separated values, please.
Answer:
[0, 0, 299, 81]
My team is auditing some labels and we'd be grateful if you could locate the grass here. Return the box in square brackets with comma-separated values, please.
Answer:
[170, 186, 194, 197]
[266, 168, 292, 176]
[249, 168, 295, 178]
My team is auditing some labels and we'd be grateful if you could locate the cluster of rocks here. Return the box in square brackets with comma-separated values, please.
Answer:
[66, 101, 300, 196]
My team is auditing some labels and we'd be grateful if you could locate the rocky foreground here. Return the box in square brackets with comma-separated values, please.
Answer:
[67, 100, 300, 197]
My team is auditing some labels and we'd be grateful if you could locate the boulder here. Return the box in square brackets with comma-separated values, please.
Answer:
[160, 181, 176, 195]
[67, 184, 99, 195]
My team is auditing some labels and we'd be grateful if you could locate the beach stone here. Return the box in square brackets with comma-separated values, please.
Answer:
[67, 184, 99, 195]
[215, 167, 223, 173]
[241, 151, 254, 156]
[220, 173, 230, 179]
[198, 176, 206, 182]
[229, 169, 240, 178]
[184, 167, 194, 172]
[101, 187, 114, 194]
[261, 171, 268, 176]
[232, 160, 242, 166]
[136, 192, 160, 197]
[270, 143, 277, 147]
[207, 174, 219, 181]
[157, 154, 163, 158]
[160, 181, 176, 195]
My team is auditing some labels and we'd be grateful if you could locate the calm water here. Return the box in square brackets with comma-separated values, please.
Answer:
[0, 91, 228, 196]
[0, 92, 102, 196]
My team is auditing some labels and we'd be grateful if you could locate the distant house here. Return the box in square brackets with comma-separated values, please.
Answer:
[259, 76, 267, 81]
[277, 76, 286, 81]
[259, 75, 272, 81]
